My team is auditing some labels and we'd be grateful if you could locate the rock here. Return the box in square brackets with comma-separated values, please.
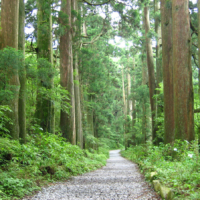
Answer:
[160, 185, 174, 200]
[150, 172, 158, 180]
[153, 180, 161, 192]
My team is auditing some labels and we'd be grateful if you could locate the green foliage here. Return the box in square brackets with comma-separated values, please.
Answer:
[147, 29, 156, 39]
[0, 176, 35, 199]
[122, 140, 200, 199]
[154, 82, 164, 141]
[37, 58, 55, 87]
[24, 52, 71, 132]
[55, 11, 70, 37]
[0, 106, 13, 136]
[37, 86, 71, 114]
[0, 47, 24, 103]
[0, 133, 108, 199]
[0, 47, 24, 72]
[80, 36, 124, 149]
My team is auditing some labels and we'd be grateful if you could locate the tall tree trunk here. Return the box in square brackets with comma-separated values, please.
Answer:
[83, 21, 87, 36]
[86, 95, 94, 148]
[72, 0, 83, 148]
[80, 14, 87, 149]
[60, 0, 76, 144]
[1, 0, 20, 139]
[18, 0, 26, 143]
[127, 65, 132, 118]
[142, 49, 148, 143]
[94, 113, 98, 150]
[74, 53, 83, 148]
[122, 66, 126, 116]
[154, 0, 163, 140]
[35, 0, 54, 133]
[154, 0, 162, 85]
[172, 0, 194, 141]
[143, 5, 157, 145]
[122, 65, 127, 148]
[198, 0, 200, 145]
[131, 58, 136, 145]
[161, 0, 174, 144]
[126, 63, 132, 147]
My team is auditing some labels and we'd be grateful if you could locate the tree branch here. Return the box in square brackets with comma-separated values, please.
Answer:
[190, 20, 198, 36]
[192, 53, 199, 68]
[82, 29, 104, 45]
[81, 0, 111, 6]
[194, 108, 200, 113]
[82, 18, 108, 46]
[192, 42, 198, 48]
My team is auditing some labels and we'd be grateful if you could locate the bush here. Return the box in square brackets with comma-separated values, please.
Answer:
[0, 106, 13, 137]
[121, 140, 200, 199]
[0, 133, 109, 199]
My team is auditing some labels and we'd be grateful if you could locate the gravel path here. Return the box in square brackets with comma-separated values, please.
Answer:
[24, 150, 161, 200]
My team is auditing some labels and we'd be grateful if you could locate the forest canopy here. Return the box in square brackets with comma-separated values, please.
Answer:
[0, 0, 200, 150]
[1, 0, 200, 198]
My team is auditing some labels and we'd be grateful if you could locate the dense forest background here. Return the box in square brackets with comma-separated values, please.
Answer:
[1, 0, 200, 199]
[1, 0, 200, 148]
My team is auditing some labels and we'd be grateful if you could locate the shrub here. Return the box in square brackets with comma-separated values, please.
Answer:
[121, 140, 200, 199]
[0, 132, 109, 199]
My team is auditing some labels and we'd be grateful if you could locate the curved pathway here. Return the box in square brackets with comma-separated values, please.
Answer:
[25, 150, 161, 200]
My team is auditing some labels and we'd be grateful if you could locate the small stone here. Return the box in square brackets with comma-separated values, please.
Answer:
[160, 185, 174, 200]
[150, 172, 158, 180]
[153, 180, 161, 192]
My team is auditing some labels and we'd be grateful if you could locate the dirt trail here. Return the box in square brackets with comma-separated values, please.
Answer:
[24, 150, 161, 200]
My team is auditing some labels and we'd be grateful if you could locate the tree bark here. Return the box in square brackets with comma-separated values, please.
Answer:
[122, 65, 127, 148]
[60, 0, 76, 144]
[155, 0, 162, 85]
[143, 5, 157, 145]
[161, 0, 174, 144]
[131, 58, 136, 129]
[74, 53, 83, 148]
[126, 63, 132, 147]
[198, 0, 200, 144]
[72, 0, 83, 148]
[18, 0, 26, 143]
[122, 66, 126, 117]
[172, 0, 194, 141]
[198, 0, 200, 98]
[86, 95, 94, 149]
[35, 0, 54, 133]
[1, 0, 20, 139]
[131, 58, 136, 145]
[127, 65, 132, 118]
[154, 0, 163, 139]
[141, 49, 148, 143]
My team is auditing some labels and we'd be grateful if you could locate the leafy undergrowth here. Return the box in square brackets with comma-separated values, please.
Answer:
[121, 140, 200, 200]
[0, 133, 109, 200]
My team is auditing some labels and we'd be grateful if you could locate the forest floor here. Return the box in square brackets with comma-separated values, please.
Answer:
[22, 150, 161, 200]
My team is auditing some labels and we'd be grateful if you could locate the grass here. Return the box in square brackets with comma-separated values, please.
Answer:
[0, 132, 109, 199]
[121, 140, 200, 200]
